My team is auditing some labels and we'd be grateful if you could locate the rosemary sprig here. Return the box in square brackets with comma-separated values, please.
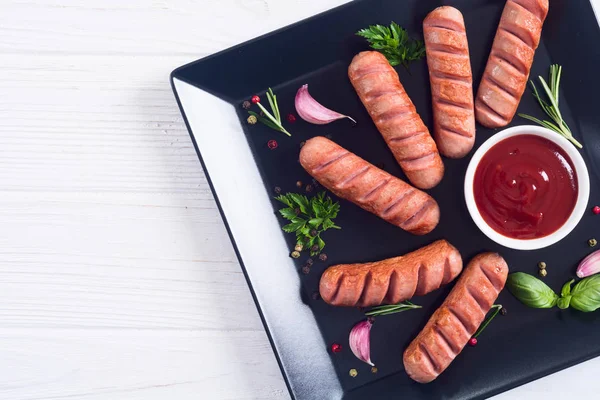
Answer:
[248, 88, 291, 137]
[518, 65, 582, 149]
[473, 304, 502, 339]
[365, 301, 422, 317]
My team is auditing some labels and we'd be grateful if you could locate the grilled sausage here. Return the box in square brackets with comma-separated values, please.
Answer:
[349, 51, 444, 189]
[299, 137, 439, 235]
[475, 0, 549, 128]
[319, 240, 462, 307]
[424, 7, 475, 159]
[403, 253, 508, 383]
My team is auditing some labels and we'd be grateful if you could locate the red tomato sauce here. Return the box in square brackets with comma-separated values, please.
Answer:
[473, 134, 578, 239]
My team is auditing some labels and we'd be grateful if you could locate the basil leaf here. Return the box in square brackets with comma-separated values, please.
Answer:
[507, 272, 558, 309]
[557, 296, 571, 310]
[561, 279, 574, 298]
[570, 275, 600, 312]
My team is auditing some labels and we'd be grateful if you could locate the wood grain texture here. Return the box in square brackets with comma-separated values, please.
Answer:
[0, 0, 347, 399]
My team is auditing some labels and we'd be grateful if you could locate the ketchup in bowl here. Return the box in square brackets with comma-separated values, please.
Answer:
[473, 134, 578, 240]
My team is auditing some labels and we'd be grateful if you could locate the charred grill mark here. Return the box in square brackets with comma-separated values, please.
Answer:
[484, 76, 518, 99]
[313, 152, 351, 173]
[436, 97, 472, 111]
[375, 107, 413, 124]
[440, 125, 472, 139]
[430, 70, 471, 84]
[400, 200, 434, 230]
[382, 189, 415, 217]
[480, 263, 502, 292]
[418, 343, 441, 374]
[389, 131, 427, 144]
[476, 99, 510, 121]
[493, 52, 527, 75]
[351, 64, 393, 81]
[361, 178, 390, 202]
[448, 305, 474, 335]
[415, 263, 427, 295]
[356, 272, 372, 307]
[338, 166, 370, 188]
[467, 285, 489, 311]
[399, 152, 436, 164]
[500, 25, 534, 49]
[511, 0, 546, 22]
[434, 325, 459, 355]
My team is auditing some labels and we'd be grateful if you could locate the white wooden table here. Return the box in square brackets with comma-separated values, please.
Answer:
[1, 1, 599, 399]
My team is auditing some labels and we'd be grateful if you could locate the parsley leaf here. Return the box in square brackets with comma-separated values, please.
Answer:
[357, 22, 425, 69]
[276, 191, 341, 256]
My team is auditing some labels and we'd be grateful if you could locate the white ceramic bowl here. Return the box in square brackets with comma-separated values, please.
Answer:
[464, 125, 590, 250]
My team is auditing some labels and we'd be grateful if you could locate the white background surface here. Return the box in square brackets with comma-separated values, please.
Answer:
[1, 0, 599, 399]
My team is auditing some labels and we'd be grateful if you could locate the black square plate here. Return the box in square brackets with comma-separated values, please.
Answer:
[171, 0, 600, 399]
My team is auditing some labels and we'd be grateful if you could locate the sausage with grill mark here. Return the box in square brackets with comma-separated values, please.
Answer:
[299, 136, 440, 235]
[424, 6, 475, 159]
[475, 0, 549, 128]
[319, 240, 462, 307]
[403, 253, 509, 383]
[349, 51, 444, 189]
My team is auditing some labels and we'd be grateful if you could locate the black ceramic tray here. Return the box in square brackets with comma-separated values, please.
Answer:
[171, 0, 600, 399]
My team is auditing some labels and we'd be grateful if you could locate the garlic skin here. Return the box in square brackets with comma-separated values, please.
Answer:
[349, 320, 374, 366]
[577, 250, 600, 278]
[295, 84, 356, 125]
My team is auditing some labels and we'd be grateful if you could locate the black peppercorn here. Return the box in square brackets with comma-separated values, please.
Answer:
[319, 253, 328, 261]
[310, 229, 318, 237]
[500, 307, 507, 316]
[306, 258, 314, 266]
[302, 266, 310, 275]
[242, 100, 252, 109]
[274, 186, 282, 194]
[296, 181, 303, 188]
[312, 291, 320, 300]
[305, 184, 313, 193]
[311, 245, 319, 253]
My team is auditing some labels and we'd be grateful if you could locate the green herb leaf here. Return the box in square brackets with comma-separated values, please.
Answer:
[308, 218, 323, 228]
[473, 305, 502, 339]
[365, 301, 422, 317]
[507, 272, 558, 309]
[288, 193, 310, 214]
[561, 279, 574, 298]
[247, 88, 291, 137]
[274, 194, 292, 207]
[276, 191, 341, 256]
[356, 22, 425, 70]
[570, 274, 600, 312]
[278, 208, 298, 221]
[519, 65, 582, 149]
[282, 220, 305, 233]
[322, 219, 335, 230]
[557, 296, 571, 310]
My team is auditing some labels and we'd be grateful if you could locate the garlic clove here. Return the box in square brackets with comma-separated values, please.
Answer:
[295, 84, 356, 125]
[577, 249, 600, 278]
[349, 319, 374, 366]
